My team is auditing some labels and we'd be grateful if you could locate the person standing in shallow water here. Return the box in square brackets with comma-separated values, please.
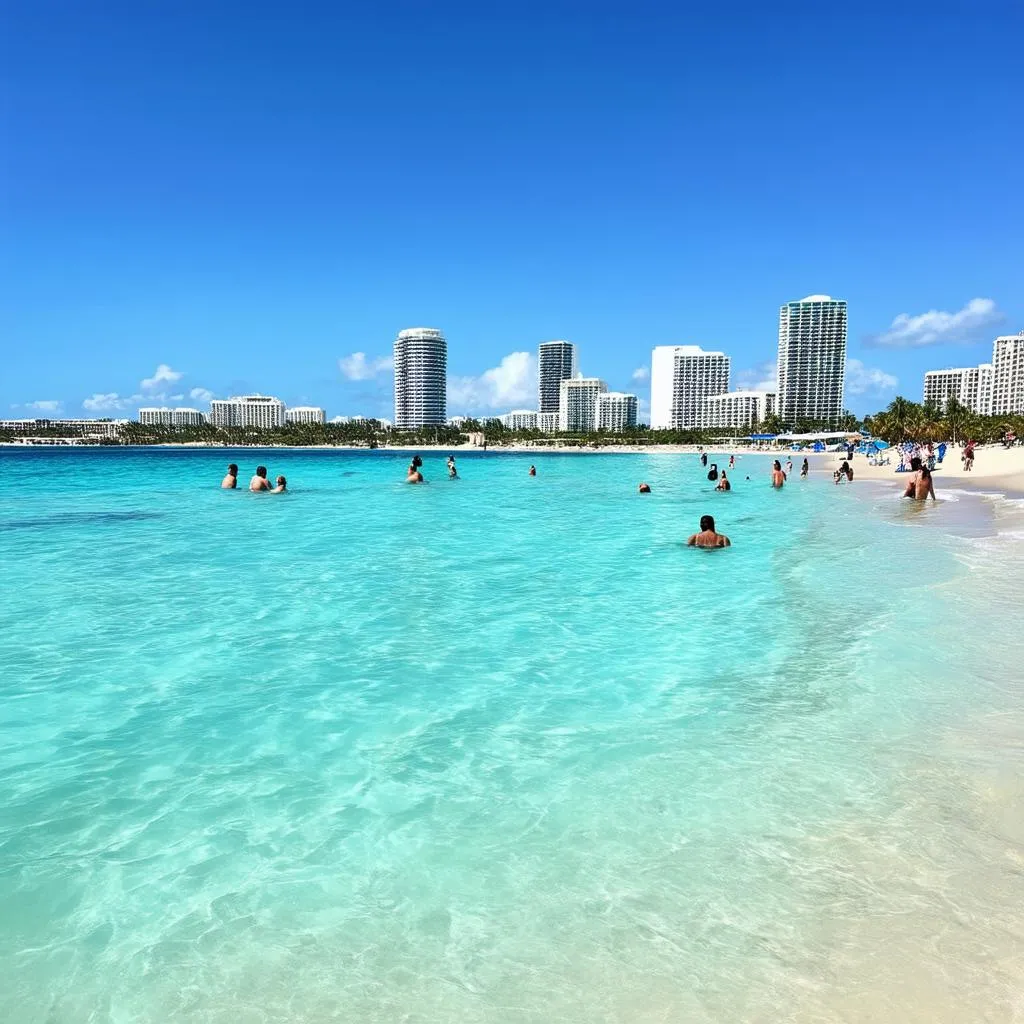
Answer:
[715, 472, 731, 492]
[271, 475, 287, 493]
[800, 458, 809, 478]
[249, 466, 271, 491]
[771, 460, 786, 488]
[407, 455, 424, 484]
[529, 465, 537, 477]
[687, 514, 731, 548]
[221, 463, 238, 489]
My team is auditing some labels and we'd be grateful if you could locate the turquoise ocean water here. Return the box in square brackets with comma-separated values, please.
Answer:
[1, 447, 1023, 1023]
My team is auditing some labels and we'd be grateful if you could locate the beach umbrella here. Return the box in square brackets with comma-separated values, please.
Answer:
[872, 440, 890, 449]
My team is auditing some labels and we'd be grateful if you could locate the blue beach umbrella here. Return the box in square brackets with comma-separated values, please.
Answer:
[872, 440, 890, 450]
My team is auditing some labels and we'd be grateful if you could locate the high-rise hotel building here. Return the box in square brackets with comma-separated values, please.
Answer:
[991, 332, 1024, 416]
[285, 406, 326, 424]
[559, 377, 607, 432]
[596, 392, 639, 432]
[777, 295, 847, 426]
[209, 395, 286, 429]
[393, 328, 447, 429]
[650, 346, 730, 429]
[538, 341, 578, 414]
[922, 365, 993, 415]
[701, 391, 776, 430]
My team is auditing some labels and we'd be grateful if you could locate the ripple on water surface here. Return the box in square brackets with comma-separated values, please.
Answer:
[1, 447, 1023, 1023]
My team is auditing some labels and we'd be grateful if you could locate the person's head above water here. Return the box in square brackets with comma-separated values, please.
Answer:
[638, 482, 651, 493]
[276, 475, 286, 486]
[227, 464, 238, 476]
[255, 466, 267, 478]
[773, 460, 782, 471]
[700, 514, 715, 532]
[411, 455, 423, 469]
[910, 456, 922, 471]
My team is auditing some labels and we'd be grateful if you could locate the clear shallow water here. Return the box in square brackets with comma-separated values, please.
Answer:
[1, 447, 1022, 1024]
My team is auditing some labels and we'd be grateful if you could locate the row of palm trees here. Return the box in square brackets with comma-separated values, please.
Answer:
[864, 396, 1023, 444]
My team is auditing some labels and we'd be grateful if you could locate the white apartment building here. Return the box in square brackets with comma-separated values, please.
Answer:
[596, 392, 638, 432]
[394, 327, 447, 428]
[922, 365, 993, 414]
[536, 411, 559, 433]
[777, 295, 847, 426]
[650, 346, 730, 429]
[702, 390, 776, 429]
[138, 407, 207, 427]
[991, 332, 1024, 416]
[0, 418, 125, 438]
[538, 341, 578, 414]
[500, 409, 538, 430]
[559, 377, 607, 431]
[285, 406, 326, 424]
[209, 395, 286, 429]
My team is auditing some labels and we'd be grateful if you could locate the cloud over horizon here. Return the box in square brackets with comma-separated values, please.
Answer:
[866, 298, 1003, 348]
[339, 352, 393, 381]
[845, 358, 898, 397]
[141, 363, 183, 390]
[448, 351, 536, 412]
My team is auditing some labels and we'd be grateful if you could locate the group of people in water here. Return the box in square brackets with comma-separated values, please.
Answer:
[220, 463, 287, 492]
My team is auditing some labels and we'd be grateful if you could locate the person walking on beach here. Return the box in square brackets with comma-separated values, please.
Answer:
[771, 460, 786, 488]
[963, 441, 975, 472]
[715, 471, 731, 491]
[800, 458, 809, 478]
[407, 456, 424, 484]
[271, 475, 287, 493]
[687, 514, 731, 548]
[221, 463, 238, 489]
[249, 466, 271, 491]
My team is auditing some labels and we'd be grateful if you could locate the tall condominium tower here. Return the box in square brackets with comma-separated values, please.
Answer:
[776, 295, 847, 426]
[650, 346, 730, 429]
[538, 341, 579, 414]
[559, 377, 607, 431]
[990, 332, 1024, 416]
[394, 328, 447, 429]
[923, 364, 993, 414]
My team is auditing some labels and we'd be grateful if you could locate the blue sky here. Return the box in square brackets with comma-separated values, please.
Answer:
[2, 0, 1021, 420]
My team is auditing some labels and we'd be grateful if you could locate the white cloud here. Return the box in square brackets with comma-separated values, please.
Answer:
[169, 394, 183, 402]
[339, 352, 393, 381]
[448, 351, 537, 412]
[24, 399, 62, 412]
[82, 392, 144, 412]
[631, 366, 650, 383]
[189, 387, 214, 403]
[867, 297, 1003, 348]
[845, 358, 898, 396]
[140, 363, 183, 390]
[737, 361, 778, 393]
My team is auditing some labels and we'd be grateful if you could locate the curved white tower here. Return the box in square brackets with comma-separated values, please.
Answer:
[394, 328, 447, 429]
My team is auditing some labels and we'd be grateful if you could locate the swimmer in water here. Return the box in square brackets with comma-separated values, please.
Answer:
[728, 455, 735, 469]
[249, 466, 271, 492]
[687, 514, 731, 548]
[707, 463, 718, 482]
[221, 463, 238, 489]
[800, 458, 809, 478]
[447, 456, 457, 479]
[638, 482, 651, 493]
[771, 460, 786, 489]
[715, 471, 731, 492]
[529, 465, 537, 477]
[785, 458, 793, 477]
[271, 475, 287, 493]
[407, 455, 424, 484]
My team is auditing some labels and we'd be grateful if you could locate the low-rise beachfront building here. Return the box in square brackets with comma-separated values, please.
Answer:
[536, 411, 559, 433]
[596, 392, 638, 432]
[447, 416, 470, 428]
[285, 406, 325, 424]
[500, 409, 538, 430]
[139, 407, 207, 427]
[559, 377, 608, 432]
[0, 418, 126, 438]
[922, 365, 993, 414]
[701, 390, 776, 429]
[650, 345, 730, 429]
[990, 331, 1024, 416]
[209, 395, 286, 429]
